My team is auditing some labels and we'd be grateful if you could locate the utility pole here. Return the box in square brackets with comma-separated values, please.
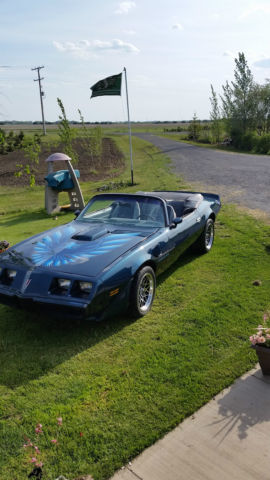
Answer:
[32, 66, 46, 135]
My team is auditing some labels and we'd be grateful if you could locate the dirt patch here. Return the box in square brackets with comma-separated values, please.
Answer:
[0, 137, 125, 187]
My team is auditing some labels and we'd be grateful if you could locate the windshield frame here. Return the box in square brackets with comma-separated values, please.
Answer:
[76, 193, 168, 228]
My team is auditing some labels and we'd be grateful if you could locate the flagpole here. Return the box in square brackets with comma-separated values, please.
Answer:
[123, 67, 134, 185]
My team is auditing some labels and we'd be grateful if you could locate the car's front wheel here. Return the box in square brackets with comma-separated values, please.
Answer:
[130, 266, 156, 317]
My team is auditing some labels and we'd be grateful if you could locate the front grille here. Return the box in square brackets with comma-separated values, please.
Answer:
[0, 291, 86, 319]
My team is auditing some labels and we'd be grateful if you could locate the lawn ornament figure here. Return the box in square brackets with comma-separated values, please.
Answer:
[45, 153, 85, 214]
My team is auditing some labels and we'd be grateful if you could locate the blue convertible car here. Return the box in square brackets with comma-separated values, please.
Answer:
[0, 191, 221, 320]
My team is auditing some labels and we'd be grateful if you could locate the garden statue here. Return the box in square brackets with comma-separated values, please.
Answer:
[45, 153, 85, 214]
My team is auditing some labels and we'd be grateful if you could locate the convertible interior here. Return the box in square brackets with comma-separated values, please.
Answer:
[80, 192, 203, 227]
[138, 191, 204, 222]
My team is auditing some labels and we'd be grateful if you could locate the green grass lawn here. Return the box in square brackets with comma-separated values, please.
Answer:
[0, 135, 269, 479]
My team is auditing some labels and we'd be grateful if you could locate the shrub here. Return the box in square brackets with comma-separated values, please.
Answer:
[230, 128, 243, 149]
[15, 135, 41, 187]
[241, 132, 258, 151]
[255, 133, 270, 154]
[0, 129, 26, 154]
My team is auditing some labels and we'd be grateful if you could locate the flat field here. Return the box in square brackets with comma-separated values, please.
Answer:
[0, 133, 269, 480]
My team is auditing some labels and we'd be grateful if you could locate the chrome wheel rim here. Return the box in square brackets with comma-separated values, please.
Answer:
[138, 273, 154, 312]
[205, 222, 214, 250]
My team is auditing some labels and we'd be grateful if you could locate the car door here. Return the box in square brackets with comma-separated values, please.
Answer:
[166, 207, 204, 265]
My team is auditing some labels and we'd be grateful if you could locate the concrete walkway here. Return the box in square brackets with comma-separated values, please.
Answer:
[111, 367, 270, 480]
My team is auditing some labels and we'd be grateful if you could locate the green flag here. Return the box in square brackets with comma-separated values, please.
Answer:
[90, 73, 122, 98]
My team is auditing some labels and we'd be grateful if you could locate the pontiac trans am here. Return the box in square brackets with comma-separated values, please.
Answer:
[0, 191, 221, 320]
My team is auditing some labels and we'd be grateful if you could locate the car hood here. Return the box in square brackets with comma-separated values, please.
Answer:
[1, 222, 155, 277]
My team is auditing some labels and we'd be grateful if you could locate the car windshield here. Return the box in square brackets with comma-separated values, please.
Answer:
[77, 195, 166, 228]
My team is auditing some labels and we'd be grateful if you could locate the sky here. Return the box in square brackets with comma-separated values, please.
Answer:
[1, 0, 270, 122]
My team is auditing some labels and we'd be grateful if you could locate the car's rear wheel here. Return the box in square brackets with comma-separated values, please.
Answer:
[130, 266, 156, 317]
[194, 218, 215, 253]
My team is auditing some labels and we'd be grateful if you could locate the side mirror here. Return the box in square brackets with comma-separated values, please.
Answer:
[169, 217, 183, 229]
[74, 209, 81, 218]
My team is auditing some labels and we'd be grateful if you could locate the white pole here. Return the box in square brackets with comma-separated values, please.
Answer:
[123, 67, 134, 185]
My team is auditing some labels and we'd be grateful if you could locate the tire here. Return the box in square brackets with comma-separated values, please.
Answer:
[130, 266, 156, 317]
[194, 218, 215, 253]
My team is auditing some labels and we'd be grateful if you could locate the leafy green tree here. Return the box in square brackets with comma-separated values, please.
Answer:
[209, 84, 221, 143]
[15, 134, 41, 187]
[232, 52, 256, 133]
[221, 52, 257, 140]
[57, 98, 78, 163]
[220, 80, 234, 136]
[253, 81, 270, 135]
[188, 113, 201, 141]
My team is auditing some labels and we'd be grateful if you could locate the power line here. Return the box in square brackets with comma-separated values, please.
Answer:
[32, 66, 46, 135]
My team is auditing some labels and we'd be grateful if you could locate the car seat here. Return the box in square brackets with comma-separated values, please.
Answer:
[182, 194, 203, 215]
[110, 201, 140, 219]
[167, 204, 176, 223]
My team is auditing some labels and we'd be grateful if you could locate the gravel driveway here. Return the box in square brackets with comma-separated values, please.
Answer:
[135, 133, 270, 215]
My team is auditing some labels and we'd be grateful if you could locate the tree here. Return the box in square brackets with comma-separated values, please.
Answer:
[232, 52, 256, 133]
[253, 81, 270, 135]
[221, 52, 257, 139]
[209, 84, 221, 143]
[188, 113, 201, 141]
[15, 134, 41, 187]
[220, 80, 234, 136]
[57, 98, 78, 163]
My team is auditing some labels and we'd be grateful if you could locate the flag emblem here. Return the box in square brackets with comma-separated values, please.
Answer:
[90, 73, 122, 98]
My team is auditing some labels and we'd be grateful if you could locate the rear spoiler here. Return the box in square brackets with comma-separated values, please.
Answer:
[154, 190, 221, 204]
[200, 192, 221, 204]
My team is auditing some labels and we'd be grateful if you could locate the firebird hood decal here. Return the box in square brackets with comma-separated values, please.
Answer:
[31, 225, 142, 268]
[1, 222, 156, 277]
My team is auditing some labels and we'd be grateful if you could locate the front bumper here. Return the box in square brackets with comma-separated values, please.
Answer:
[0, 278, 131, 321]
[0, 288, 89, 320]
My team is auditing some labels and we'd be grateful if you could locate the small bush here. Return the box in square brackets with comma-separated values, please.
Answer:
[231, 128, 243, 149]
[241, 132, 258, 151]
[199, 128, 211, 144]
[0, 129, 25, 154]
[255, 134, 270, 154]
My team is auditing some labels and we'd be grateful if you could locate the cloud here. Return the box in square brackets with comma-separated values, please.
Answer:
[123, 29, 136, 35]
[0, 65, 29, 70]
[240, 3, 270, 19]
[172, 23, 183, 30]
[0, 83, 13, 89]
[115, 1, 136, 14]
[211, 13, 220, 20]
[254, 58, 270, 68]
[132, 75, 156, 88]
[53, 39, 139, 58]
[223, 51, 236, 58]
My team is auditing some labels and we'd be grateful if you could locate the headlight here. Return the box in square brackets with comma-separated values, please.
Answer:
[7, 269, 17, 280]
[57, 278, 71, 290]
[79, 281, 92, 293]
